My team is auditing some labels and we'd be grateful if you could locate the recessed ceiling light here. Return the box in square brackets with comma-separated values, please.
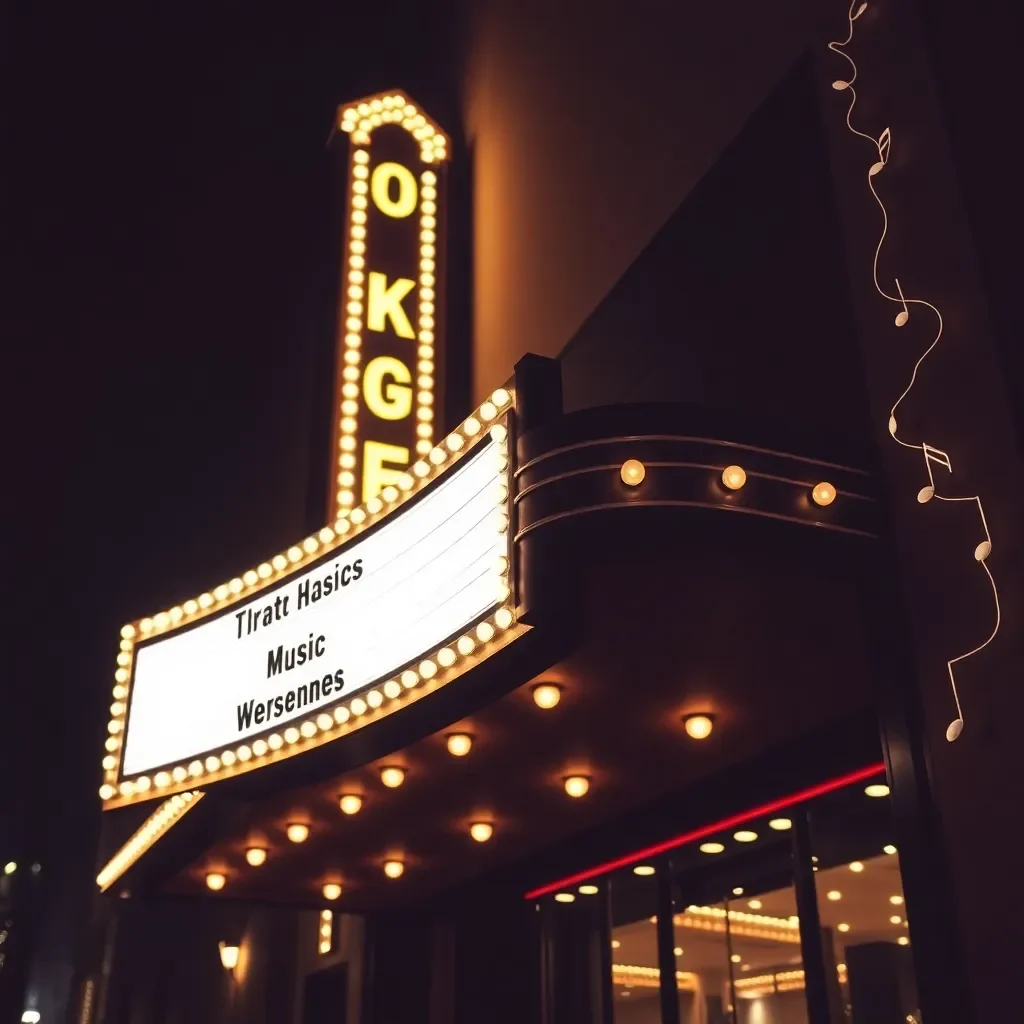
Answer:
[699, 842, 725, 854]
[898, 936, 909, 946]
[827, 890, 842, 901]
[890, 915, 902, 925]
[245, 846, 267, 867]
[722, 465, 746, 490]
[339, 794, 363, 815]
[322, 882, 342, 901]
[633, 865, 655, 876]
[446, 733, 473, 756]
[890, 895, 904, 905]
[383, 859, 404, 879]
[748, 899, 762, 910]
[611, 939, 621, 949]
[554, 892, 575, 903]
[812, 481, 837, 506]
[674, 947, 683, 956]
[769, 817, 792, 831]
[730, 954, 741, 963]
[469, 822, 493, 843]
[564, 775, 590, 798]
[733, 830, 758, 843]
[286, 823, 309, 843]
[884, 844, 897, 855]
[683, 714, 714, 740]
[620, 459, 646, 486]
[205, 871, 226, 891]
[579, 884, 599, 895]
[732, 887, 744, 895]
[838, 923, 850, 933]
[380, 766, 406, 788]
[532, 683, 562, 710]
[865, 783, 890, 798]
[849, 861, 864, 873]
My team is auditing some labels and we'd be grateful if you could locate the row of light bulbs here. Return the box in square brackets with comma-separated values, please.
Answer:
[102, 397, 514, 804]
[338, 93, 448, 163]
[619, 459, 838, 508]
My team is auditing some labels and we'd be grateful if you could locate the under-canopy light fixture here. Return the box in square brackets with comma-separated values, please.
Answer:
[620, 459, 646, 486]
[682, 713, 714, 740]
[865, 783, 890, 798]
[286, 823, 310, 843]
[633, 865, 656, 876]
[579, 884, 599, 895]
[884, 844, 897, 855]
[554, 892, 575, 903]
[722, 465, 747, 490]
[383, 858, 405, 879]
[380, 766, 406, 789]
[219, 941, 240, 971]
[322, 882, 342, 900]
[338, 794, 363, 815]
[812, 481, 837, 507]
[699, 842, 725, 854]
[469, 822, 493, 843]
[827, 890, 842, 902]
[769, 817, 792, 831]
[849, 861, 864, 873]
[245, 846, 267, 867]
[205, 871, 226, 891]
[446, 733, 473, 756]
[563, 775, 590, 798]
[532, 683, 562, 709]
[838, 923, 850, 933]
[733, 830, 758, 843]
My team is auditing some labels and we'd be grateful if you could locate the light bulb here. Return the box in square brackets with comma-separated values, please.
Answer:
[748, 899, 762, 910]
[838, 923, 850, 933]
[554, 892, 575, 903]
[579, 884, 599, 895]
[206, 871, 226, 891]
[446, 733, 473, 756]
[469, 822, 493, 842]
[620, 459, 646, 486]
[322, 882, 342, 900]
[219, 942, 240, 970]
[884, 844, 897, 855]
[769, 817, 792, 830]
[849, 861, 864, 873]
[633, 865, 655, 876]
[812, 481, 837, 507]
[380, 766, 406, 788]
[563, 775, 590, 798]
[532, 683, 562, 709]
[722, 465, 747, 490]
[286, 823, 310, 843]
[865, 783, 890, 798]
[827, 890, 842, 901]
[339, 794, 363, 815]
[733, 830, 757, 843]
[245, 847, 267, 867]
[383, 858, 405, 879]
[683, 714, 714, 739]
[699, 842, 724, 854]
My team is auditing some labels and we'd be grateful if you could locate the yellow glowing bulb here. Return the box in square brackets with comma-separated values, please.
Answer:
[205, 872, 226, 891]
[699, 842, 725, 854]
[890, 895, 904, 905]
[734, 830, 758, 843]
[722, 465, 747, 490]
[219, 942, 240, 969]
[579, 884, 599, 895]
[890, 915, 902, 925]
[532, 683, 562, 709]
[383, 859, 405, 879]
[620, 459, 645, 486]
[898, 936, 909, 946]
[380, 766, 406, 788]
[469, 822, 493, 842]
[849, 861, 864, 873]
[838, 923, 850, 933]
[339, 794, 363, 815]
[564, 775, 590, 798]
[245, 847, 267, 867]
[827, 890, 842, 901]
[286, 823, 309, 844]
[446, 733, 473, 757]
[633, 865, 655, 876]
[812, 481, 837, 507]
[554, 892, 575, 903]
[769, 817, 792, 831]
[884, 844, 897, 855]
[322, 882, 342, 900]
[683, 714, 714, 739]
[865, 783, 890, 798]
[748, 899, 762, 910]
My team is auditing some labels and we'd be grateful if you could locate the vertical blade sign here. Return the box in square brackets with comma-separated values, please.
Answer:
[329, 93, 449, 517]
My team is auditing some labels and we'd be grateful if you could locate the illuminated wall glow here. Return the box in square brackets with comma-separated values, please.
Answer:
[828, 2, 1001, 743]
[330, 93, 451, 518]
[100, 391, 518, 809]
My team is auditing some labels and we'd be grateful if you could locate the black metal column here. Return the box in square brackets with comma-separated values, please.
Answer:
[792, 808, 831, 1024]
[655, 865, 680, 1024]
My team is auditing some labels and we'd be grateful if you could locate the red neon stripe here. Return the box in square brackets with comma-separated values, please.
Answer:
[524, 762, 886, 899]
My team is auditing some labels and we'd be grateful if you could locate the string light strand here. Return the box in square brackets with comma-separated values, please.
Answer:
[828, 0, 1001, 743]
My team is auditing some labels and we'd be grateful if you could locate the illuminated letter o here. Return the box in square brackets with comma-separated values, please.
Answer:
[363, 356, 413, 420]
[370, 163, 417, 219]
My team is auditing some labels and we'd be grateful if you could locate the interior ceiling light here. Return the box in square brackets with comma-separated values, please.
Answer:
[579, 884, 599, 895]
[531, 683, 562, 709]
[674, 947, 684, 956]
[380, 766, 406, 788]
[322, 882, 342, 900]
[748, 899, 762, 910]
[812, 481, 837, 506]
[383, 859, 405, 879]
[730, 954, 741, 964]
[286, 823, 309, 843]
[554, 892, 575, 903]
[633, 865, 656, 876]
[682, 713, 714, 740]
[890, 895, 904, 905]
[338, 794, 363, 815]
[827, 890, 842, 901]
[898, 937, 909, 946]
[838, 923, 850, 933]
[884, 844, 897, 855]
[205, 871, 226, 891]
[699, 842, 725, 855]
[769, 817, 792, 831]
[865, 783, 890, 798]
[620, 459, 646, 486]
[469, 822, 493, 843]
[446, 733, 473, 756]
[733, 830, 758, 843]
[732, 887, 744, 896]
[245, 846, 267, 867]
[563, 775, 590, 798]
[721, 465, 747, 490]
[849, 861, 864, 873]
[890, 915, 902, 925]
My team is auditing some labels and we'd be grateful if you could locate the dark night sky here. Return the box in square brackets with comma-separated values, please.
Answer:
[2, 0, 457, 883]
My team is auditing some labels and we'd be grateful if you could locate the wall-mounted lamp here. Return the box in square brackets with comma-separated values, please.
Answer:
[682, 713, 714, 740]
[218, 942, 240, 971]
